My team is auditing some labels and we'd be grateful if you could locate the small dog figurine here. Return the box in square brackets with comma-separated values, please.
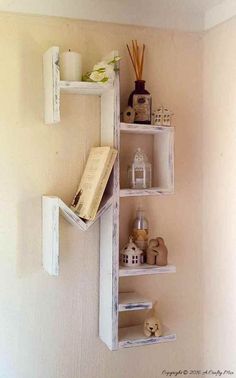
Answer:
[144, 316, 162, 337]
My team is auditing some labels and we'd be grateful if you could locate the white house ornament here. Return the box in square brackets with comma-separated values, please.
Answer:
[120, 236, 143, 267]
[152, 106, 173, 126]
[123, 106, 135, 123]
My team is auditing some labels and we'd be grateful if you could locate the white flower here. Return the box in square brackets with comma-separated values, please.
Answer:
[89, 70, 106, 82]
[93, 61, 107, 71]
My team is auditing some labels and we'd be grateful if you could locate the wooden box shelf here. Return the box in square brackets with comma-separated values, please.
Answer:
[118, 325, 176, 349]
[119, 123, 174, 196]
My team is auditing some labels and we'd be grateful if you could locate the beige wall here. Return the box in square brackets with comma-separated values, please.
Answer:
[0, 13, 203, 377]
[203, 18, 236, 369]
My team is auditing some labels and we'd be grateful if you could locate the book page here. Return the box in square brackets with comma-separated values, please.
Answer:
[71, 146, 117, 220]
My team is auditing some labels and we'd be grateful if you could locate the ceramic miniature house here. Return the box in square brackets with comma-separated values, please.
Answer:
[120, 237, 143, 267]
[152, 106, 173, 126]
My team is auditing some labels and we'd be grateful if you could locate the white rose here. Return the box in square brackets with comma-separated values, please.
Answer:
[89, 70, 106, 82]
[93, 61, 106, 71]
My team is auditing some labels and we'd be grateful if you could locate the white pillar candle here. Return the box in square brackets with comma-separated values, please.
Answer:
[60, 50, 82, 81]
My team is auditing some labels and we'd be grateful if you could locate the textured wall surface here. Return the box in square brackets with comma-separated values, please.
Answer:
[203, 18, 236, 369]
[0, 13, 203, 378]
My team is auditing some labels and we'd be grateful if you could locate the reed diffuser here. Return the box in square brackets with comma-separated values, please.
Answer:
[127, 40, 151, 124]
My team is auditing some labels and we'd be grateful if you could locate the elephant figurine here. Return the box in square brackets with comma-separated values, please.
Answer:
[146, 237, 168, 266]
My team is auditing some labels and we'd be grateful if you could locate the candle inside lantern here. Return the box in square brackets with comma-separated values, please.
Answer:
[60, 49, 82, 81]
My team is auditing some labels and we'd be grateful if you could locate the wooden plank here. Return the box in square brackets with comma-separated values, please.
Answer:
[120, 187, 174, 197]
[118, 292, 152, 312]
[153, 128, 174, 192]
[43, 46, 60, 124]
[60, 81, 112, 96]
[119, 325, 176, 349]
[120, 122, 174, 134]
[42, 196, 60, 276]
[119, 264, 176, 277]
[99, 52, 120, 351]
[42, 195, 113, 276]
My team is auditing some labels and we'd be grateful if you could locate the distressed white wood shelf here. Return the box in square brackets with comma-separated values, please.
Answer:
[120, 188, 173, 197]
[43, 46, 114, 124]
[118, 292, 152, 312]
[120, 121, 174, 195]
[42, 195, 113, 275]
[119, 325, 176, 349]
[60, 80, 112, 96]
[120, 122, 174, 134]
[119, 264, 176, 277]
[42, 46, 175, 351]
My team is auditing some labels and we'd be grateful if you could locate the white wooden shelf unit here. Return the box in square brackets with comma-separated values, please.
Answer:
[42, 46, 176, 350]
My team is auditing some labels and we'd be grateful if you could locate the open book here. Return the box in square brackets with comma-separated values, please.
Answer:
[71, 146, 118, 220]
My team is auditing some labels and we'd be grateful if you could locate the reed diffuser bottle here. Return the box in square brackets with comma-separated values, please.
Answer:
[127, 40, 151, 124]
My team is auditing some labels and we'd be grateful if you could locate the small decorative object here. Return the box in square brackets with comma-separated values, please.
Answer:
[144, 315, 162, 337]
[128, 148, 152, 189]
[82, 56, 120, 83]
[123, 106, 135, 123]
[152, 106, 173, 126]
[126, 40, 151, 124]
[60, 49, 82, 81]
[132, 208, 149, 262]
[120, 236, 143, 267]
[146, 237, 168, 266]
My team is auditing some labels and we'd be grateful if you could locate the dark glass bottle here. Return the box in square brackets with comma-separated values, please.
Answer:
[128, 80, 151, 124]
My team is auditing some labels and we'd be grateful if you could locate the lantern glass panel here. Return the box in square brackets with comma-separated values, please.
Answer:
[128, 148, 152, 189]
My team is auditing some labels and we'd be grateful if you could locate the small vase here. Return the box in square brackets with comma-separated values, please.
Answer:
[128, 80, 151, 124]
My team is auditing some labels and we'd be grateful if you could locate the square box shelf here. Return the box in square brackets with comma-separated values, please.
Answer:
[119, 123, 174, 197]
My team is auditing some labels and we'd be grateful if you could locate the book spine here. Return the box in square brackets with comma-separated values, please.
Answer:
[89, 150, 117, 220]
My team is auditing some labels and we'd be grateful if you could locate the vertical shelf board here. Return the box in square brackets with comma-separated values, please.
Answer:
[43, 46, 60, 124]
[42, 196, 60, 276]
[99, 52, 120, 351]
[153, 128, 174, 192]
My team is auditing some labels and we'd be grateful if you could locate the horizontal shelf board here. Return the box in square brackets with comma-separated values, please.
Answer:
[119, 325, 176, 349]
[118, 292, 152, 312]
[120, 122, 174, 134]
[120, 188, 174, 197]
[119, 264, 176, 277]
[60, 81, 112, 95]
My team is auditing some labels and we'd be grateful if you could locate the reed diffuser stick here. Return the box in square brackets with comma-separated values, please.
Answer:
[127, 40, 145, 81]
[126, 44, 139, 79]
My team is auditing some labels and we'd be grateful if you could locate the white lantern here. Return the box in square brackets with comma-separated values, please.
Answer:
[128, 148, 152, 189]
